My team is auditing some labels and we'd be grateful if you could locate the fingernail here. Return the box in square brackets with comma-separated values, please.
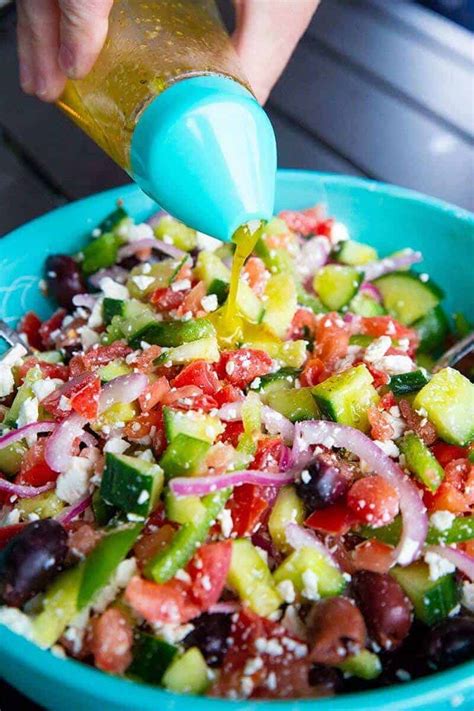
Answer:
[35, 75, 49, 98]
[58, 44, 75, 75]
[19, 63, 33, 93]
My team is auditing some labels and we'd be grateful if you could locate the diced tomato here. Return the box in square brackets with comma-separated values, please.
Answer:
[41, 372, 101, 420]
[138, 377, 170, 412]
[16, 438, 58, 486]
[90, 607, 133, 674]
[123, 408, 164, 442]
[134, 523, 176, 571]
[315, 218, 334, 238]
[352, 539, 394, 574]
[361, 316, 419, 353]
[305, 503, 355, 535]
[205, 442, 236, 474]
[300, 357, 328, 387]
[219, 420, 245, 447]
[17, 356, 69, 383]
[125, 576, 201, 625]
[83, 341, 132, 369]
[164, 389, 218, 413]
[229, 484, 269, 536]
[176, 281, 207, 317]
[243, 257, 268, 297]
[187, 541, 232, 608]
[67, 522, 102, 557]
[314, 312, 350, 366]
[163, 385, 202, 404]
[0, 523, 25, 550]
[364, 362, 390, 388]
[218, 349, 272, 388]
[171, 361, 220, 395]
[150, 286, 186, 312]
[432, 442, 467, 468]
[251, 437, 283, 473]
[425, 481, 468, 514]
[347, 476, 400, 527]
[368, 406, 394, 441]
[214, 384, 244, 407]
[132, 345, 163, 374]
[38, 308, 66, 349]
[379, 392, 397, 411]
[279, 205, 324, 237]
[289, 308, 318, 341]
[18, 311, 43, 350]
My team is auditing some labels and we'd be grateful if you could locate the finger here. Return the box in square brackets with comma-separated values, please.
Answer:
[17, 0, 66, 101]
[58, 0, 114, 79]
[233, 0, 320, 104]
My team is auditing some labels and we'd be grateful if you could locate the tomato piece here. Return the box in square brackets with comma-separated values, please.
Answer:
[316, 218, 334, 238]
[38, 308, 66, 349]
[229, 484, 269, 536]
[305, 503, 355, 535]
[251, 437, 283, 473]
[171, 361, 220, 395]
[219, 420, 245, 447]
[379, 392, 397, 411]
[218, 349, 272, 388]
[125, 576, 200, 625]
[347, 476, 400, 527]
[0, 523, 25, 550]
[361, 316, 419, 352]
[243, 257, 268, 297]
[91, 607, 133, 674]
[300, 357, 328, 387]
[134, 523, 176, 571]
[123, 408, 164, 441]
[214, 384, 244, 407]
[314, 312, 350, 366]
[16, 439, 58, 486]
[368, 406, 394, 441]
[432, 442, 467, 468]
[425, 481, 468, 514]
[279, 205, 324, 236]
[41, 372, 101, 419]
[364, 362, 390, 388]
[69, 374, 101, 419]
[138, 376, 170, 412]
[289, 308, 318, 341]
[132, 345, 163, 374]
[18, 311, 43, 350]
[176, 281, 207, 317]
[187, 541, 232, 608]
[83, 341, 132, 370]
[150, 286, 186, 312]
[17, 357, 69, 383]
[352, 539, 394, 574]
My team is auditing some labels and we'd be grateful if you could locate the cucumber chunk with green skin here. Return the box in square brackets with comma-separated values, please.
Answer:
[110, 299, 156, 343]
[4, 365, 42, 427]
[82, 232, 121, 276]
[129, 632, 178, 684]
[373, 271, 443, 325]
[362, 515, 474, 546]
[313, 265, 362, 311]
[249, 367, 300, 398]
[102, 297, 126, 325]
[100, 453, 164, 518]
[297, 288, 327, 314]
[390, 562, 459, 625]
[131, 318, 215, 349]
[389, 370, 430, 396]
[159, 433, 210, 479]
[98, 206, 128, 234]
[228, 538, 282, 617]
[162, 647, 210, 694]
[32, 564, 83, 648]
[92, 488, 116, 526]
[18, 491, 64, 520]
[414, 305, 449, 354]
[208, 278, 229, 305]
[312, 364, 379, 432]
[349, 334, 374, 348]
[98, 359, 131, 383]
[266, 387, 319, 423]
[0, 440, 27, 476]
[349, 292, 386, 317]
[268, 485, 305, 553]
[335, 240, 378, 266]
[414, 367, 474, 446]
[338, 650, 381, 679]
[145, 489, 230, 583]
[153, 215, 196, 252]
[77, 523, 142, 609]
[163, 407, 223, 444]
[262, 273, 297, 338]
[398, 432, 444, 492]
[154, 336, 220, 365]
[195, 251, 230, 286]
[273, 546, 346, 599]
[165, 489, 206, 525]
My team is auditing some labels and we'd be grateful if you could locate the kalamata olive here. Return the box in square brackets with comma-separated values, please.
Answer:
[351, 571, 413, 650]
[308, 596, 367, 665]
[183, 612, 232, 667]
[0, 519, 68, 607]
[308, 664, 344, 694]
[423, 617, 474, 671]
[45, 254, 86, 309]
[296, 453, 352, 513]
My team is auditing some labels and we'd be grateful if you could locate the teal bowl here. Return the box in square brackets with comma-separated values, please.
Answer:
[0, 171, 473, 710]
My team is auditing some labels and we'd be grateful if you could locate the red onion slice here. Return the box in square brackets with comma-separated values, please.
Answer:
[262, 406, 295, 444]
[0, 422, 55, 451]
[98, 373, 148, 414]
[218, 401, 243, 422]
[55, 493, 93, 525]
[285, 522, 339, 567]
[360, 250, 422, 281]
[294, 421, 428, 566]
[279, 445, 294, 472]
[45, 413, 88, 473]
[360, 282, 382, 302]
[118, 237, 186, 261]
[0, 478, 55, 499]
[170, 469, 296, 498]
[296, 236, 330, 278]
[426, 545, 474, 582]
[88, 266, 129, 288]
[146, 210, 167, 228]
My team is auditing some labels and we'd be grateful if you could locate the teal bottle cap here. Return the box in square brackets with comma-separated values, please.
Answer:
[130, 76, 276, 241]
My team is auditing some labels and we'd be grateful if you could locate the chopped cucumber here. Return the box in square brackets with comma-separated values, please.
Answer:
[399, 432, 444, 492]
[92, 488, 116, 526]
[207, 278, 229, 305]
[389, 370, 430, 396]
[414, 305, 449, 353]
[77, 523, 142, 609]
[195, 251, 230, 286]
[100, 453, 164, 518]
[4, 365, 42, 427]
[32, 564, 83, 648]
[266, 387, 319, 423]
[313, 265, 362, 311]
[349, 334, 374, 348]
[102, 297, 126, 325]
[127, 260, 177, 299]
[373, 272, 443, 325]
[153, 215, 196, 252]
[95, 402, 137, 430]
[268, 485, 305, 553]
[98, 206, 128, 234]
[98, 359, 131, 383]
[159, 433, 210, 479]
[82, 232, 121, 276]
[129, 632, 178, 685]
[18, 491, 64, 520]
[145, 489, 230, 583]
[0, 440, 27, 476]
[391, 562, 459, 625]
[249, 367, 300, 398]
[241, 392, 262, 436]
[131, 318, 215, 349]
[338, 650, 381, 679]
[163, 407, 223, 444]
[276, 340, 308, 368]
[335, 240, 377, 266]
[227, 538, 282, 617]
[273, 546, 346, 599]
[312, 364, 379, 432]
[108, 299, 156, 344]
[262, 273, 297, 338]
[155, 336, 220, 365]
[349, 292, 386, 317]
[413, 368, 474, 446]
[363, 514, 474, 546]
[162, 647, 210, 695]
[165, 489, 206, 525]
[236, 281, 265, 324]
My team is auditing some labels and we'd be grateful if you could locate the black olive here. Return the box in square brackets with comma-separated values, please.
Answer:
[0, 519, 68, 607]
[423, 617, 474, 671]
[45, 254, 87, 309]
[183, 612, 232, 667]
[296, 454, 352, 512]
[308, 663, 344, 693]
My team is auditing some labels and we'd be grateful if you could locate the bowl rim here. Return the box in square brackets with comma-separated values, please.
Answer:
[0, 170, 473, 710]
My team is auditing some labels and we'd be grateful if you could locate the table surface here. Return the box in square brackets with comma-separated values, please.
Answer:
[0, 0, 473, 707]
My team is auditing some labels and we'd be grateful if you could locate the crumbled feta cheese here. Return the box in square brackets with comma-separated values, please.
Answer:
[217, 507, 233, 538]
[255, 637, 284, 656]
[59, 395, 72, 412]
[137, 449, 154, 462]
[196, 232, 220, 252]
[56, 456, 94, 505]
[92, 558, 137, 613]
[4, 508, 20, 525]
[277, 579, 296, 604]
[31, 377, 63, 402]
[87, 297, 104, 329]
[63, 608, 90, 654]
[152, 621, 194, 643]
[174, 569, 192, 584]
[301, 469, 311, 484]
[374, 439, 400, 458]
[329, 221, 349, 244]
[266, 672, 277, 691]
[375, 355, 415, 376]
[0, 606, 33, 641]
[424, 551, 456, 581]
[301, 569, 320, 600]
[78, 326, 100, 350]
[132, 275, 155, 291]
[364, 336, 392, 363]
[170, 278, 191, 292]
[137, 490, 150, 505]
[123, 222, 154, 243]
[0, 344, 27, 397]
[200, 294, 218, 313]
[430, 510, 456, 532]
[103, 437, 130, 455]
[461, 582, 474, 612]
[99, 277, 129, 300]
[17, 396, 39, 443]
[396, 537, 420, 566]
[240, 677, 254, 697]
[244, 656, 264, 676]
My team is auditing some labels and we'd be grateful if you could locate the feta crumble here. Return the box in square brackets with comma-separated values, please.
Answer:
[99, 277, 129, 300]
[56, 456, 95, 505]
[430, 510, 456, 532]
[201, 294, 218, 313]
[424, 551, 456, 581]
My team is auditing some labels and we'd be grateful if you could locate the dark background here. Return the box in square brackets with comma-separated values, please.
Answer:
[0, 0, 473, 708]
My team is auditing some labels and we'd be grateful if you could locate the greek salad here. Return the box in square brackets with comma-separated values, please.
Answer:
[0, 203, 473, 699]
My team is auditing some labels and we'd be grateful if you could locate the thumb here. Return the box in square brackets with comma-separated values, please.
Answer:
[58, 0, 114, 79]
